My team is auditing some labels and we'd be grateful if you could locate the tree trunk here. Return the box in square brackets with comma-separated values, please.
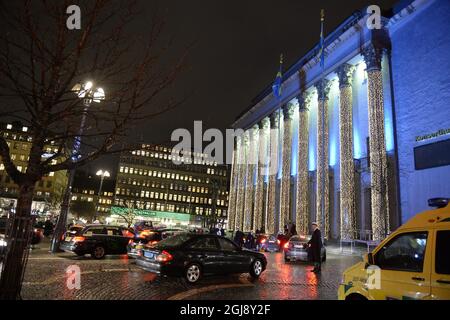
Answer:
[0, 182, 35, 300]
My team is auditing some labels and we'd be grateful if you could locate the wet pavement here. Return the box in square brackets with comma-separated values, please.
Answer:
[17, 239, 362, 300]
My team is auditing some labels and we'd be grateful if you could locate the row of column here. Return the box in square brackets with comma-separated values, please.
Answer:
[228, 43, 390, 241]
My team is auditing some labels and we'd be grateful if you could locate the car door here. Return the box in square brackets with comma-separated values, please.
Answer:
[369, 230, 431, 300]
[106, 227, 128, 254]
[431, 228, 450, 299]
[218, 237, 251, 273]
[187, 237, 223, 274]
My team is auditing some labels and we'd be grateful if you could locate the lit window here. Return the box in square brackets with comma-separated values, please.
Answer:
[0, 164, 4, 170]
[22, 127, 28, 132]
[6, 124, 12, 130]
[17, 166, 22, 172]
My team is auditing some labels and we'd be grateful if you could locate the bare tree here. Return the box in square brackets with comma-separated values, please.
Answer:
[0, 0, 188, 299]
[115, 200, 138, 229]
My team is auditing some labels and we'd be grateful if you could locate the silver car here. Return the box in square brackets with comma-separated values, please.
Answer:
[284, 235, 326, 263]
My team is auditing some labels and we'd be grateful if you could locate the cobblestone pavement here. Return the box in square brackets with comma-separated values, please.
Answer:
[18, 239, 362, 300]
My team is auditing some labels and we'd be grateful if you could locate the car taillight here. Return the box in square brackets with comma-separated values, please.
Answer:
[284, 242, 289, 249]
[260, 239, 266, 244]
[73, 236, 85, 242]
[156, 250, 173, 263]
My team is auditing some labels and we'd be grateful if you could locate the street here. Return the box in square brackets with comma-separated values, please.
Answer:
[18, 239, 362, 300]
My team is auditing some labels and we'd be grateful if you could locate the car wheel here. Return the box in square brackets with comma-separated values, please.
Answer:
[91, 246, 106, 259]
[250, 259, 263, 278]
[185, 263, 202, 284]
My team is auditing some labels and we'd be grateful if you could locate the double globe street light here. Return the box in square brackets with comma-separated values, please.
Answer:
[50, 81, 106, 252]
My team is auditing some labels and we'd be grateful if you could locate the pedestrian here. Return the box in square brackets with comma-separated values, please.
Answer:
[290, 224, 298, 236]
[233, 229, 244, 248]
[307, 222, 323, 273]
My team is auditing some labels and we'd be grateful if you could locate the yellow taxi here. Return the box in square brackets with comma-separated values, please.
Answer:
[338, 198, 450, 300]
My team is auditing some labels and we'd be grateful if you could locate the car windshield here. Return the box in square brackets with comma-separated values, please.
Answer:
[153, 232, 193, 248]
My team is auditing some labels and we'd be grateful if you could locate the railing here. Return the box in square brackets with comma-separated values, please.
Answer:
[340, 229, 390, 254]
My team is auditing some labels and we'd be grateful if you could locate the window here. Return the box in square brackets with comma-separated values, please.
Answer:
[218, 238, 238, 251]
[375, 232, 428, 272]
[189, 237, 219, 250]
[84, 227, 107, 235]
[436, 230, 450, 275]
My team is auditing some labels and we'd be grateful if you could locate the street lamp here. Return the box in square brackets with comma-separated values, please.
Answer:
[50, 81, 106, 252]
[95, 170, 110, 221]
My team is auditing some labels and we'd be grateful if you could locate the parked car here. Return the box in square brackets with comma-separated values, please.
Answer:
[127, 228, 184, 258]
[284, 234, 326, 263]
[60, 224, 134, 259]
[136, 233, 267, 283]
[259, 234, 280, 252]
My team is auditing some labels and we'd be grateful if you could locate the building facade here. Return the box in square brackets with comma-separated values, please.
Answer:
[112, 144, 230, 228]
[0, 122, 68, 216]
[228, 0, 450, 240]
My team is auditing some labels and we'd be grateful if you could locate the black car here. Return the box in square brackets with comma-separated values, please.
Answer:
[60, 224, 134, 259]
[127, 228, 184, 258]
[136, 233, 267, 283]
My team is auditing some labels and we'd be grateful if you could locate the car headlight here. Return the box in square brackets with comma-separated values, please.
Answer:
[0, 238, 7, 247]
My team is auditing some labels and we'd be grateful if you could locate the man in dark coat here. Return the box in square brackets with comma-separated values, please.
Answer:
[308, 222, 323, 273]
[233, 229, 244, 248]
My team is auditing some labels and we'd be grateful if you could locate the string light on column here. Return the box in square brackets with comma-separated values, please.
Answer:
[295, 92, 312, 236]
[337, 63, 356, 240]
[280, 103, 295, 231]
[315, 78, 331, 239]
[267, 111, 279, 235]
[254, 118, 269, 232]
[363, 43, 390, 241]
[227, 138, 238, 230]
[243, 127, 258, 231]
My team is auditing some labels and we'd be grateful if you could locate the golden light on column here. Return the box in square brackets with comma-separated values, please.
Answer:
[235, 134, 247, 231]
[280, 103, 295, 231]
[295, 93, 311, 236]
[227, 139, 238, 230]
[315, 79, 331, 239]
[254, 118, 269, 232]
[243, 127, 258, 231]
[266, 112, 279, 235]
[363, 43, 390, 241]
[337, 63, 356, 240]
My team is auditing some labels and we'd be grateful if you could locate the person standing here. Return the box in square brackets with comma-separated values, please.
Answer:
[308, 222, 323, 273]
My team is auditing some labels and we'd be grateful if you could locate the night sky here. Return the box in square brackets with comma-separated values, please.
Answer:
[74, 0, 399, 174]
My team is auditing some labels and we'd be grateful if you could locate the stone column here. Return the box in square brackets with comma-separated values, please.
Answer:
[243, 127, 258, 231]
[295, 93, 312, 235]
[266, 112, 279, 235]
[337, 63, 357, 240]
[315, 79, 332, 239]
[227, 138, 238, 230]
[254, 118, 270, 232]
[363, 43, 390, 241]
[280, 103, 295, 232]
[235, 133, 248, 231]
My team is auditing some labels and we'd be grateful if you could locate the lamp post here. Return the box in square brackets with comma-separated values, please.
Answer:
[50, 81, 105, 252]
[95, 169, 110, 221]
